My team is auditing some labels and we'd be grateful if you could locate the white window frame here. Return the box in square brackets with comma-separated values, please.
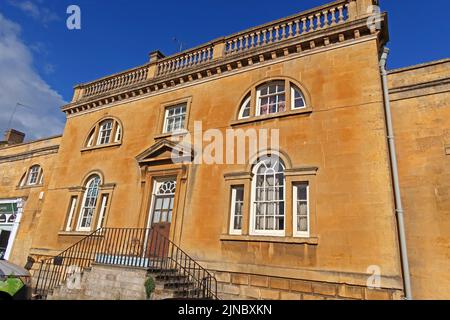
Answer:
[250, 157, 286, 236]
[256, 81, 286, 116]
[293, 183, 310, 237]
[86, 129, 95, 147]
[238, 95, 251, 119]
[163, 104, 187, 134]
[114, 125, 122, 143]
[65, 196, 78, 232]
[96, 120, 113, 145]
[229, 186, 244, 235]
[76, 176, 101, 232]
[96, 194, 109, 229]
[291, 84, 307, 110]
[27, 166, 40, 185]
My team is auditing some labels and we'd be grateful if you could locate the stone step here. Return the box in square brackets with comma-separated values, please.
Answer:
[173, 287, 203, 298]
[155, 274, 189, 281]
[163, 280, 195, 289]
[147, 267, 178, 274]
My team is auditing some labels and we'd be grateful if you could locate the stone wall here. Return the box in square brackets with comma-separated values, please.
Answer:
[213, 271, 403, 300]
[48, 264, 148, 300]
[388, 58, 450, 299]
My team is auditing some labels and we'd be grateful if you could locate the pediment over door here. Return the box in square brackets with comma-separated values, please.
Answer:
[135, 139, 193, 166]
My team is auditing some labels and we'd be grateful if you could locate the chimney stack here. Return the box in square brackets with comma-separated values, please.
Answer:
[3, 129, 25, 145]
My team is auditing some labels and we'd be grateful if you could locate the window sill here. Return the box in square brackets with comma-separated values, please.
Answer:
[81, 142, 121, 153]
[230, 108, 312, 127]
[220, 234, 318, 245]
[16, 184, 43, 190]
[153, 131, 188, 140]
[58, 231, 93, 237]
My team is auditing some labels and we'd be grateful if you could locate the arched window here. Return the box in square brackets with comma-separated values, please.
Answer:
[84, 118, 122, 148]
[251, 155, 285, 235]
[237, 79, 308, 120]
[77, 175, 101, 231]
[19, 165, 43, 187]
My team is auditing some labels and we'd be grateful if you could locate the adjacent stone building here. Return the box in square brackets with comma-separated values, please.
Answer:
[0, 0, 448, 300]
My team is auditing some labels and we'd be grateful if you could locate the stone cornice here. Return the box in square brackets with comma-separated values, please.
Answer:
[389, 77, 450, 94]
[0, 145, 59, 164]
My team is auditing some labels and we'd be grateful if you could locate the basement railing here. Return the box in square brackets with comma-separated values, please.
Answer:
[33, 227, 218, 300]
[73, 0, 364, 101]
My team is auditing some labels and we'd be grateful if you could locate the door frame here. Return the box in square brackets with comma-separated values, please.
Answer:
[138, 163, 188, 245]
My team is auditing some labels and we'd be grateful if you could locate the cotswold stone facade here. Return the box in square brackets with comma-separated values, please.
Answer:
[0, 0, 448, 300]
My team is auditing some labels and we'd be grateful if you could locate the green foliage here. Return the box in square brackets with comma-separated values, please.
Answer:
[144, 276, 155, 299]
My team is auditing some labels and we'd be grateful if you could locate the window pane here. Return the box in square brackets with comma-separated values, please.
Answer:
[153, 210, 161, 223]
[230, 186, 244, 233]
[297, 184, 308, 200]
[298, 216, 307, 232]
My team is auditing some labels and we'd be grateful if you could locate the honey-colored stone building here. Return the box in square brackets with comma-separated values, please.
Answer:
[0, 0, 448, 300]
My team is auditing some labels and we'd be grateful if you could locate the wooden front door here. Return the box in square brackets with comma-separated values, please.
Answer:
[147, 179, 176, 257]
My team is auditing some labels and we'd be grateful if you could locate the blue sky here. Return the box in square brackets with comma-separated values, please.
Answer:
[0, 0, 449, 139]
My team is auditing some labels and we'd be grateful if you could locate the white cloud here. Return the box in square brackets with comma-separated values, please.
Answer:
[0, 12, 66, 140]
[7, 0, 59, 25]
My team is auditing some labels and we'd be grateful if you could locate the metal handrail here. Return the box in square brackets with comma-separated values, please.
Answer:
[33, 227, 217, 300]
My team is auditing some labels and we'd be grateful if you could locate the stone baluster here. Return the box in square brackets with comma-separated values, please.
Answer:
[280, 24, 285, 40]
[250, 33, 255, 48]
[179, 55, 184, 68]
[274, 26, 279, 41]
[200, 49, 205, 63]
[244, 35, 249, 50]
[262, 30, 267, 45]
[302, 17, 307, 33]
[165, 62, 170, 74]
[295, 20, 300, 36]
[330, 7, 336, 25]
[308, 15, 314, 32]
[233, 39, 238, 53]
[288, 22, 293, 38]
[323, 10, 329, 28]
[268, 28, 273, 43]
[315, 13, 322, 30]
[337, 5, 344, 23]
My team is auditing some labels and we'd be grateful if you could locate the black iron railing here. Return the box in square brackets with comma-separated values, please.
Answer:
[33, 227, 217, 299]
